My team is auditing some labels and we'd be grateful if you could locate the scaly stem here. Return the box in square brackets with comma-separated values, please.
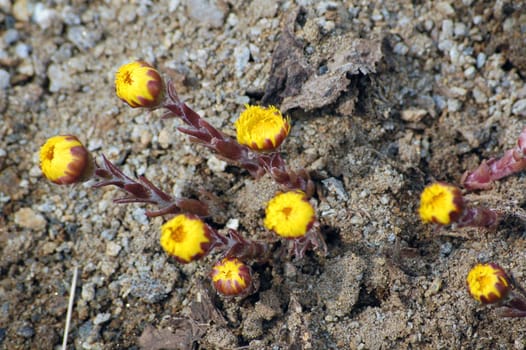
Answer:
[210, 228, 272, 262]
[457, 205, 499, 228]
[92, 154, 209, 217]
[462, 126, 526, 190]
[162, 80, 314, 196]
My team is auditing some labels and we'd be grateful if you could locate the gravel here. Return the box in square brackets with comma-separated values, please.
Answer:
[2, 0, 526, 348]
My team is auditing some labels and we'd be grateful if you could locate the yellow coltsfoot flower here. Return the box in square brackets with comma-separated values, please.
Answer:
[235, 104, 291, 151]
[115, 61, 165, 108]
[418, 182, 464, 225]
[160, 214, 212, 263]
[210, 257, 254, 297]
[39, 135, 93, 185]
[264, 190, 316, 239]
[467, 262, 511, 304]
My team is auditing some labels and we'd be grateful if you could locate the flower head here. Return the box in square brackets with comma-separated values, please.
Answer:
[210, 257, 253, 297]
[39, 135, 93, 185]
[467, 262, 511, 304]
[264, 190, 316, 239]
[115, 61, 165, 108]
[160, 214, 212, 263]
[418, 182, 464, 225]
[234, 104, 291, 151]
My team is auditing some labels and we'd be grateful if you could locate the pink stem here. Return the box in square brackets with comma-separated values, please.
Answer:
[92, 154, 208, 217]
[457, 206, 498, 228]
[162, 80, 315, 196]
[462, 126, 526, 190]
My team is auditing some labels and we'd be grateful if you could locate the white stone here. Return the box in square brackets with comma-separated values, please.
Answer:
[234, 45, 250, 78]
[512, 99, 526, 117]
[207, 155, 227, 173]
[33, 3, 58, 30]
[106, 242, 122, 257]
[0, 69, 10, 89]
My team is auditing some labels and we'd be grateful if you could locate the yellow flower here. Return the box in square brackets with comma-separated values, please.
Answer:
[160, 214, 212, 263]
[467, 263, 511, 304]
[39, 135, 93, 185]
[115, 61, 165, 108]
[234, 104, 291, 151]
[418, 182, 464, 225]
[210, 257, 253, 296]
[264, 190, 315, 238]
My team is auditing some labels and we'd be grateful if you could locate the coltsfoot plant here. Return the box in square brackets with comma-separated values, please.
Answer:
[39, 60, 327, 297]
[418, 182, 498, 228]
[467, 262, 526, 317]
[462, 126, 526, 190]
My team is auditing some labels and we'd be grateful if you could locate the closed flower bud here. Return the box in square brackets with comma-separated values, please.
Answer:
[418, 182, 464, 225]
[235, 104, 291, 151]
[115, 61, 165, 108]
[264, 190, 316, 239]
[210, 257, 253, 297]
[39, 135, 93, 185]
[467, 262, 511, 304]
[160, 214, 212, 263]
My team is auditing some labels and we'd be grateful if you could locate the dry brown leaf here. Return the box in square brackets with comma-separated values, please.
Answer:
[281, 38, 382, 112]
[138, 320, 198, 350]
[261, 7, 383, 113]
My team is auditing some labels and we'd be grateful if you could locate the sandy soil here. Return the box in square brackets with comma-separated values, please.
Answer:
[1, 0, 526, 349]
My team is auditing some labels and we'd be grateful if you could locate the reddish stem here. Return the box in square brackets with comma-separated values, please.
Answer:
[162, 80, 314, 196]
[462, 126, 526, 190]
[457, 206, 498, 228]
[92, 154, 209, 217]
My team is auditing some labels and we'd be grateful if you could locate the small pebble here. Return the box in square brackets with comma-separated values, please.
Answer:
[401, 109, 427, 122]
[81, 283, 96, 302]
[78, 320, 94, 340]
[14, 208, 47, 230]
[106, 242, 122, 257]
[350, 215, 364, 225]
[47, 63, 76, 92]
[169, 0, 181, 12]
[441, 20, 453, 39]
[118, 4, 137, 24]
[15, 43, 31, 59]
[234, 45, 250, 78]
[61, 6, 81, 25]
[512, 99, 526, 117]
[93, 312, 111, 325]
[472, 87, 487, 104]
[225, 218, 239, 230]
[3, 29, 19, 45]
[207, 155, 227, 173]
[476, 52, 486, 68]
[186, 0, 227, 28]
[447, 98, 462, 112]
[0, 69, 10, 89]
[425, 278, 442, 297]
[322, 177, 349, 201]
[440, 241, 453, 256]
[129, 274, 170, 303]
[16, 324, 34, 338]
[393, 42, 409, 56]
[32, 3, 58, 30]
[454, 22, 467, 37]
[13, 0, 30, 22]
[67, 26, 102, 51]
[132, 208, 148, 226]
[158, 129, 171, 149]
[436, 2, 455, 16]
[464, 66, 476, 79]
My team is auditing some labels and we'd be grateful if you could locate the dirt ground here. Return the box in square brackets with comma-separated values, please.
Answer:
[1, 0, 526, 349]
